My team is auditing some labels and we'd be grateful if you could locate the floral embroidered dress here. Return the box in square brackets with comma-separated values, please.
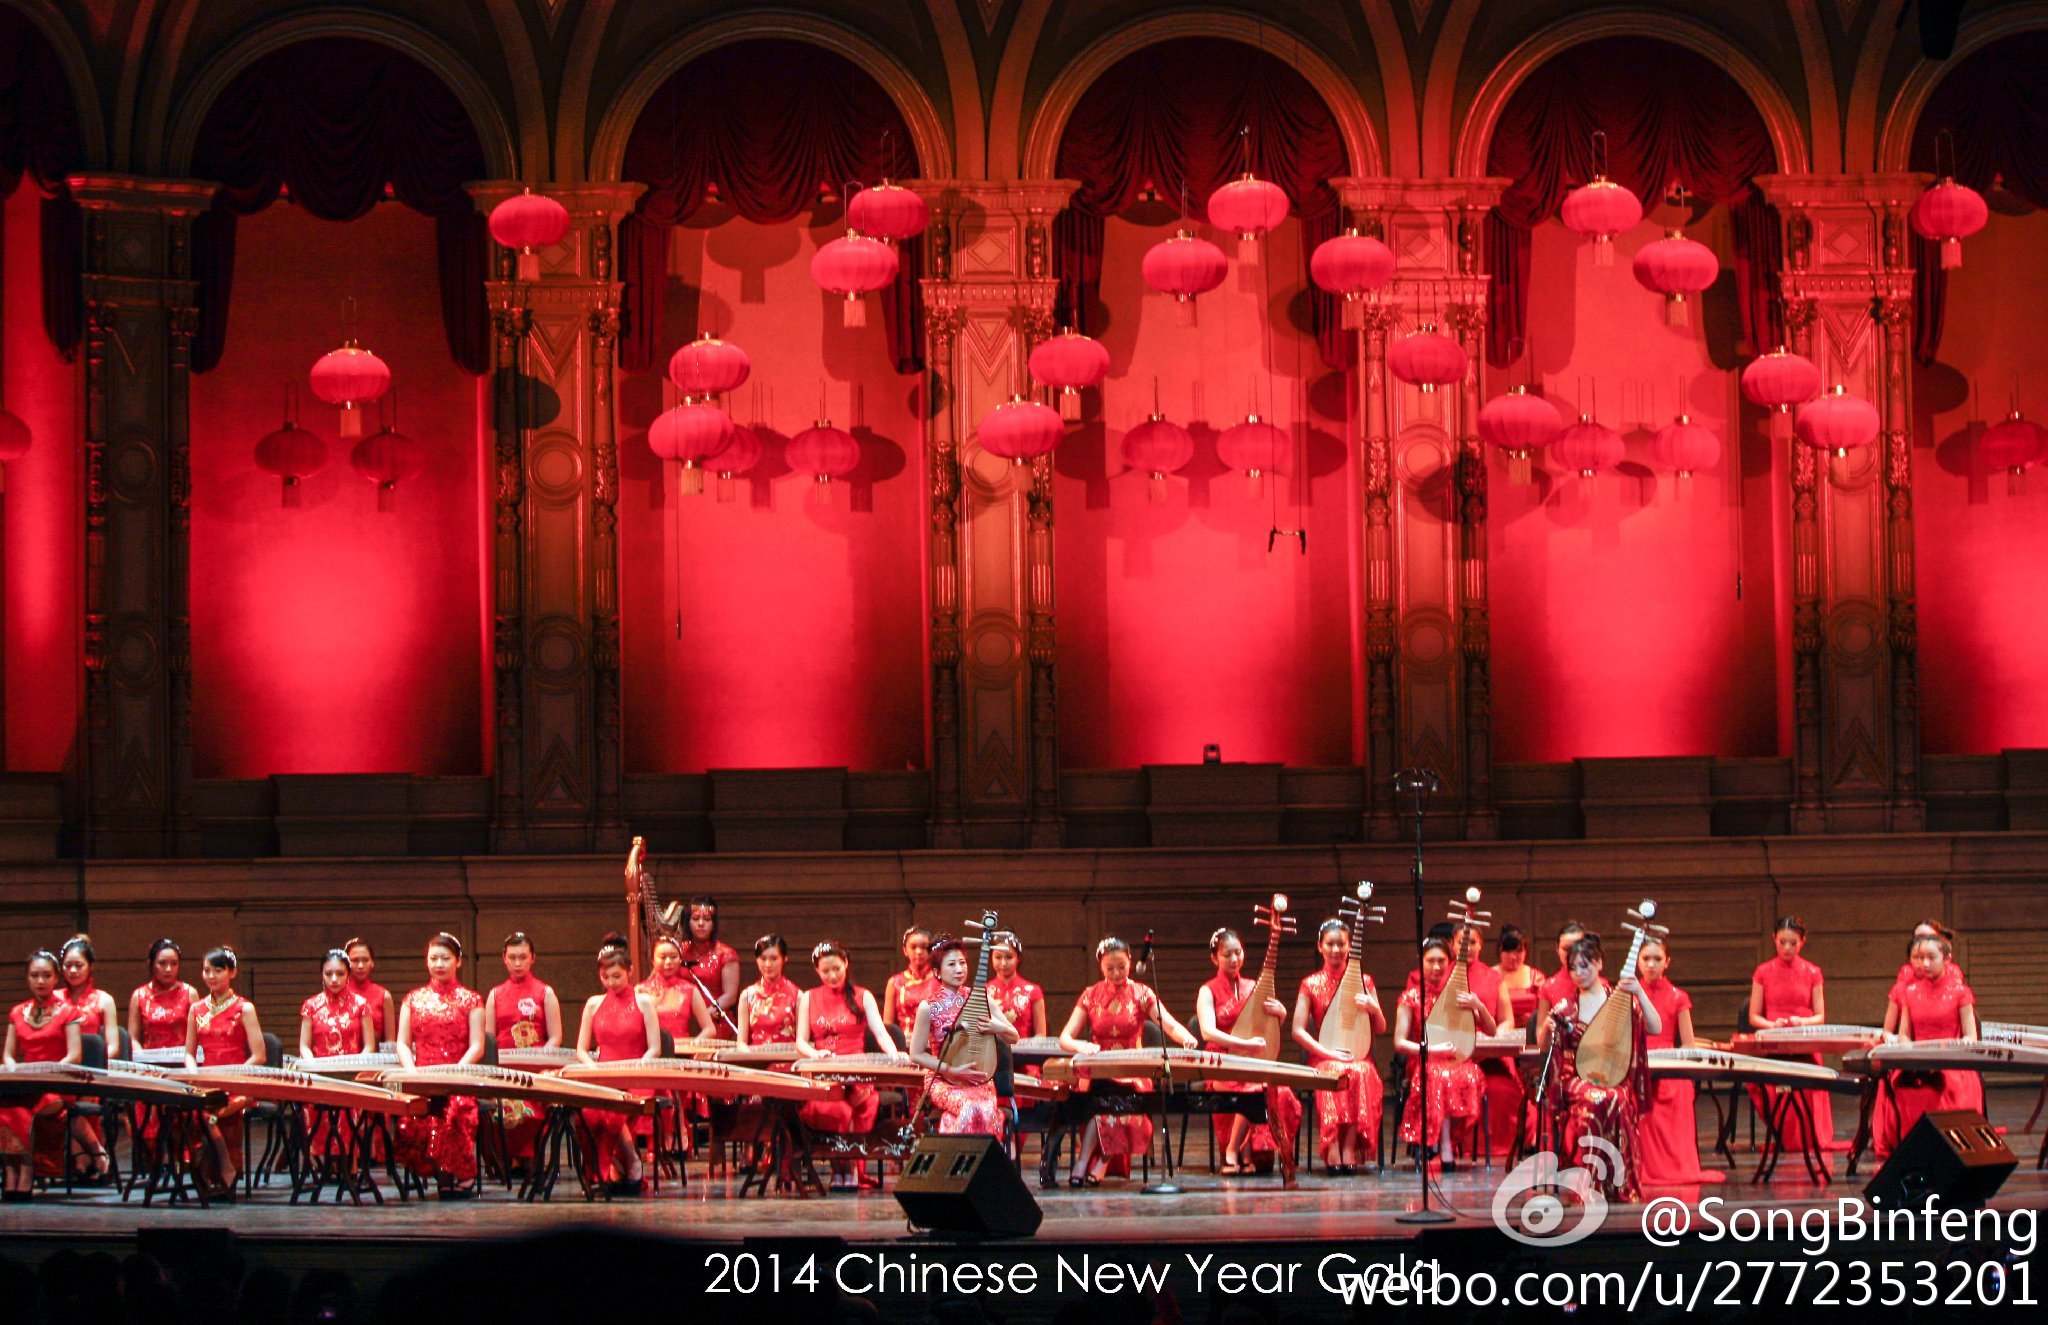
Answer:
[741, 976, 801, 1046]
[1397, 981, 1484, 1147]
[798, 984, 880, 1134]
[397, 980, 481, 1186]
[489, 974, 554, 1156]
[922, 987, 1005, 1137]
[0, 998, 75, 1167]
[1547, 986, 1650, 1203]
[132, 981, 195, 1052]
[299, 988, 369, 1156]
[1075, 979, 1162, 1160]
[194, 993, 257, 1168]
[987, 975, 1044, 1040]
[887, 968, 939, 1039]
[1296, 968, 1379, 1161]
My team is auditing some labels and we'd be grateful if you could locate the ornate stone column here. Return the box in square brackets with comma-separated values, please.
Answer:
[1337, 179, 1505, 840]
[1760, 175, 1924, 832]
[70, 176, 215, 857]
[471, 183, 644, 853]
[915, 181, 1075, 849]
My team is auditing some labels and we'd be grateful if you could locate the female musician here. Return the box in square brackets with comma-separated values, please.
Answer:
[796, 941, 899, 1191]
[343, 938, 396, 1047]
[1496, 927, 1542, 1031]
[737, 935, 801, 1047]
[52, 936, 117, 1179]
[1058, 936, 1201, 1187]
[882, 927, 937, 1041]
[909, 935, 1016, 1137]
[184, 946, 265, 1196]
[1448, 922, 1521, 1164]
[1194, 927, 1292, 1175]
[1290, 920, 1384, 1175]
[640, 936, 717, 1042]
[299, 950, 375, 1060]
[484, 932, 562, 1164]
[129, 939, 197, 1055]
[1747, 916, 1836, 1152]
[575, 938, 660, 1195]
[678, 896, 741, 1019]
[1880, 933, 1983, 1157]
[1540, 920, 1588, 1009]
[1883, 920, 1963, 1036]
[986, 932, 1047, 1040]
[1634, 937, 1723, 1185]
[1537, 933, 1656, 1203]
[395, 933, 486, 1197]
[1393, 938, 1493, 1170]
[1, 951, 82, 1200]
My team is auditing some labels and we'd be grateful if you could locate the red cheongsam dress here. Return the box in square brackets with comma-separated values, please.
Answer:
[1751, 954, 1835, 1152]
[636, 969, 705, 1150]
[58, 983, 113, 1153]
[347, 976, 391, 1046]
[1398, 983, 1484, 1147]
[798, 985, 879, 1134]
[300, 988, 370, 1156]
[887, 968, 939, 1041]
[1882, 970, 1984, 1155]
[741, 976, 801, 1046]
[133, 982, 195, 1053]
[490, 974, 554, 1159]
[1075, 979, 1161, 1166]
[923, 987, 1004, 1137]
[1201, 972, 1301, 1163]
[680, 940, 739, 1019]
[1296, 968, 1381, 1163]
[1, 999, 75, 1172]
[580, 987, 651, 1181]
[194, 993, 256, 1167]
[1548, 989, 1649, 1203]
[988, 976, 1043, 1042]
[1635, 977, 1722, 1185]
[397, 981, 481, 1186]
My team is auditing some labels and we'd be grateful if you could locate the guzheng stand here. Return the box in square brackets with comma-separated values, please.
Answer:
[1133, 935, 1179, 1195]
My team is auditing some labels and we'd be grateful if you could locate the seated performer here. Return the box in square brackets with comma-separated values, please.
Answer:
[1493, 925, 1542, 1155]
[1539, 920, 1588, 1009]
[485, 932, 562, 1164]
[185, 945, 265, 1196]
[1634, 937, 1723, 1185]
[1290, 919, 1382, 1175]
[1, 951, 82, 1201]
[1057, 936, 1201, 1187]
[909, 934, 1016, 1137]
[129, 939, 197, 1056]
[985, 932, 1047, 1040]
[575, 937, 659, 1195]
[677, 896, 741, 1021]
[1537, 932, 1656, 1203]
[1879, 932, 1983, 1157]
[395, 933, 486, 1198]
[639, 935, 716, 1041]
[796, 941, 900, 1191]
[1393, 938, 1492, 1171]
[1883, 920, 1965, 1037]
[1194, 926, 1296, 1176]
[55, 936, 117, 1181]
[1747, 915, 1837, 1153]
[737, 935, 801, 1046]
[343, 937, 396, 1047]
[882, 926, 937, 1043]
[299, 949, 375, 1164]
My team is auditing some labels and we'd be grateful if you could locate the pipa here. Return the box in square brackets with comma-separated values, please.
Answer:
[1576, 898, 1664, 1087]
[1227, 894, 1295, 1060]
[937, 909, 1001, 1076]
[1422, 887, 1490, 1059]
[1316, 881, 1387, 1059]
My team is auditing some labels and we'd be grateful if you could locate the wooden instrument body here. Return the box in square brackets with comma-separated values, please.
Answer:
[1730, 1025, 1885, 1057]
[498, 1047, 578, 1069]
[283, 1052, 399, 1077]
[1316, 891, 1382, 1059]
[1400, 1033, 1528, 1062]
[1227, 919, 1287, 1062]
[937, 909, 1001, 1076]
[372, 1064, 648, 1111]
[1045, 1047, 1341, 1091]
[1647, 1047, 1857, 1091]
[0, 1062, 226, 1110]
[1575, 900, 1658, 1088]
[1849, 1039, 2048, 1075]
[1983, 1021, 2048, 1048]
[713, 1044, 802, 1067]
[1422, 962, 1477, 1060]
[795, 1053, 929, 1086]
[561, 1059, 837, 1102]
[168, 1064, 427, 1116]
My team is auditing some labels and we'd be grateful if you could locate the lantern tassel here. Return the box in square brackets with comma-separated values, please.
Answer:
[1245, 470, 1264, 500]
[680, 461, 704, 496]
[1175, 296, 1196, 328]
[2008, 468, 2025, 498]
[1509, 452, 1532, 487]
[1594, 238, 1614, 268]
[1667, 295, 1689, 328]
[1342, 298, 1363, 331]
[376, 482, 396, 514]
[810, 476, 836, 507]
[340, 404, 362, 440]
[1059, 388, 1081, 422]
[1942, 237, 1962, 270]
[281, 477, 301, 510]
[843, 295, 867, 328]
[1238, 235, 1259, 265]
[717, 473, 737, 502]
[1676, 470, 1694, 503]
[1148, 472, 1168, 504]
[1770, 409, 1792, 441]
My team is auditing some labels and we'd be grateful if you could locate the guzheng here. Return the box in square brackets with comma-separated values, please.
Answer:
[123, 1046, 189, 1067]
[1012, 1075, 1069, 1103]
[371, 1064, 646, 1110]
[668, 1038, 740, 1058]
[1400, 1032, 1531, 1062]
[164, 1064, 428, 1116]
[1730, 1024, 1886, 1056]
[1845, 1038, 2048, 1075]
[560, 1058, 838, 1102]
[1011, 1036, 1067, 1066]
[498, 1047, 579, 1069]
[1648, 1047, 1860, 1091]
[1983, 1022, 2048, 1049]
[284, 1052, 400, 1077]
[792, 1053, 925, 1086]
[712, 1044, 802, 1067]
[0, 1061, 228, 1110]
[1043, 1048, 1341, 1091]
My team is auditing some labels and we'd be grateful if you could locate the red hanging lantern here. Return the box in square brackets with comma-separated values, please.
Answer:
[1218, 414, 1292, 497]
[1121, 414, 1194, 503]
[1141, 229, 1228, 325]
[0, 408, 29, 494]
[1794, 385, 1880, 457]
[1477, 387, 1564, 485]
[1309, 228, 1395, 329]
[648, 398, 735, 494]
[667, 333, 751, 397]
[1650, 414, 1720, 500]
[1910, 177, 1989, 269]
[1561, 177, 1644, 267]
[488, 187, 571, 255]
[1552, 415, 1625, 478]
[810, 231, 899, 327]
[1632, 231, 1719, 325]
[714, 424, 763, 502]
[255, 421, 327, 509]
[848, 181, 929, 242]
[1206, 174, 1290, 263]
[1029, 329, 1111, 421]
[1387, 327, 1468, 393]
[1740, 347, 1822, 439]
[350, 427, 424, 512]
[309, 343, 391, 440]
[977, 396, 1064, 464]
[787, 418, 862, 501]
[1980, 410, 2047, 494]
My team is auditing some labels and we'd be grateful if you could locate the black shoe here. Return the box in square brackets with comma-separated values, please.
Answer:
[1, 1190, 30, 1204]
[606, 1178, 642, 1197]
[438, 1184, 476, 1201]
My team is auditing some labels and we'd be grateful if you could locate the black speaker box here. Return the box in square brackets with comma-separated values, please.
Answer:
[893, 1136, 1042, 1239]
[1862, 1109, 2015, 1211]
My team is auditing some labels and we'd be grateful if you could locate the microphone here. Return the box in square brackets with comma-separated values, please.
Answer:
[1393, 767, 1442, 795]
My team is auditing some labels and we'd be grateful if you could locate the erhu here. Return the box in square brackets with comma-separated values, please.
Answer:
[1317, 882, 1388, 1060]
[1422, 886, 1490, 1060]
[1577, 899, 1665, 1087]
[1227, 894, 1296, 1061]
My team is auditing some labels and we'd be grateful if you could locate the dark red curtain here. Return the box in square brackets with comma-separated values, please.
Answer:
[1052, 38, 1350, 371]
[1483, 37, 1779, 366]
[0, 7, 84, 358]
[1910, 31, 2048, 366]
[190, 38, 490, 375]
[618, 39, 923, 375]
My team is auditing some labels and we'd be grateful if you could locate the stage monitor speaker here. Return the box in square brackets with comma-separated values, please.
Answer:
[1862, 1109, 2015, 1211]
[894, 1136, 1042, 1239]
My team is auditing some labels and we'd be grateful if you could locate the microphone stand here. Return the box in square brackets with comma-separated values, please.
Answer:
[1394, 768, 1453, 1225]
[679, 960, 741, 1041]
[1135, 936, 1179, 1195]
